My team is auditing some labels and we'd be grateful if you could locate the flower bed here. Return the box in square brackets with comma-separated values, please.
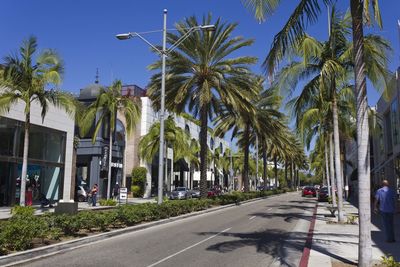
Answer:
[0, 188, 289, 255]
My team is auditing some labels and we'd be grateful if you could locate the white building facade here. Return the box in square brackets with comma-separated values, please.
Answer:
[0, 98, 75, 206]
[138, 97, 230, 198]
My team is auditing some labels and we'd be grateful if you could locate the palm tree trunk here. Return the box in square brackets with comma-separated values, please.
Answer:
[325, 140, 331, 197]
[332, 89, 344, 222]
[274, 155, 278, 188]
[262, 144, 267, 189]
[199, 105, 208, 198]
[351, 1, 372, 265]
[289, 162, 293, 189]
[296, 169, 299, 188]
[329, 133, 337, 207]
[284, 161, 288, 188]
[107, 125, 113, 199]
[20, 112, 30, 206]
[242, 123, 250, 192]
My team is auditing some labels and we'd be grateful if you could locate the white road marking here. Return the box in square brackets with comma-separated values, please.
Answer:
[249, 216, 256, 220]
[146, 227, 232, 267]
[267, 208, 273, 211]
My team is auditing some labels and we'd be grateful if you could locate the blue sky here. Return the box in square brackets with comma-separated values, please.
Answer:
[1, 0, 399, 107]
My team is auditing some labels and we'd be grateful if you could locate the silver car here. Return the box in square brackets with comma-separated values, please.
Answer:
[170, 187, 191, 200]
[190, 187, 200, 198]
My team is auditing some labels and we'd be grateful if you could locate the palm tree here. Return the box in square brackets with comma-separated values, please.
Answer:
[0, 36, 76, 206]
[138, 116, 192, 163]
[214, 76, 289, 192]
[277, 7, 390, 221]
[138, 116, 196, 193]
[79, 80, 140, 199]
[242, 1, 387, 264]
[147, 15, 257, 197]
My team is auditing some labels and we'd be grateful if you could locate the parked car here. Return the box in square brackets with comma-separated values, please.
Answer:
[302, 186, 316, 197]
[170, 187, 191, 200]
[190, 187, 200, 198]
[318, 187, 329, 202]
[207, 186, 222, 197]
[75, 184, 89, 202]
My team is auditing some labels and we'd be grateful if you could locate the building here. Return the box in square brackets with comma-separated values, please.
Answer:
[75, 83, 231, 199]
[75, 84, 146, 199]
[369, 68, 400, 193]
[137, 96, 230, 197]
[0, 96, 75, 207]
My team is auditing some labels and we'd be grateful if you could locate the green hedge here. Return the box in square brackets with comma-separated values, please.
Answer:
[0, 189, 289, 255]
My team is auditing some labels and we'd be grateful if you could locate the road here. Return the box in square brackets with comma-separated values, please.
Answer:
[20, 192, 315, 267]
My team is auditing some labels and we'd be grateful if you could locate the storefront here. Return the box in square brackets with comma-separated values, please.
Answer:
[0, 117, 66, 206]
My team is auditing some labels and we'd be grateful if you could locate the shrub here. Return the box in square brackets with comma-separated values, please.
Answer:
[0, 207, 47, 251]
[381, 255, 400, 267]
[116, 205, 142, 226]
[131, 185, 142, 197]
[131, 167, 147, 197]
[53, 214, 82, 236]
[99, 199, 117, 206]
[10, 205, 35, 217]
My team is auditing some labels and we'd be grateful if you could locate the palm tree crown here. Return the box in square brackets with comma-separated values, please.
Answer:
[147, 14, 257, 197]
[0, 36, 76, 206]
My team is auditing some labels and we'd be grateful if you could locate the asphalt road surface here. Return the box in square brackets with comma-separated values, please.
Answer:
[20, 192, 315, 267]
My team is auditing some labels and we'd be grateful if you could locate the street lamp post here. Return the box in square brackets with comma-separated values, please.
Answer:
[116, 9, 214, 204]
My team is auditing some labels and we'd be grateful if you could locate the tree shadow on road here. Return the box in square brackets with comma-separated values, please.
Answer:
[196, 229, 359, 266]
[248, 211, 313, 223]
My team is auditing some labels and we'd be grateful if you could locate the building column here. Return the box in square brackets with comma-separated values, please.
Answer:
[55, 132, 77, 214]
[61, 132, 74, 202]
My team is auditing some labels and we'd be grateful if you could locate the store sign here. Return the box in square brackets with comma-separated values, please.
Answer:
[101, 146, 109, 171]
[119, 187, 127, 200]
[111, 162, 123, 168]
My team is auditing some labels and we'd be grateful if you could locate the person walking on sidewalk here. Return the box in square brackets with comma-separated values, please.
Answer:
[90, 184, 98, 207]
[374, 180, 397, 243]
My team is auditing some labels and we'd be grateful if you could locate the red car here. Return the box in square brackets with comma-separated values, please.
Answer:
[302, 186, 316, 197]
[207, 186, 222, 197]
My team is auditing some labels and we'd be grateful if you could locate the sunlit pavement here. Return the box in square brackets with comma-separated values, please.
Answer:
[20, 192, 314, 267]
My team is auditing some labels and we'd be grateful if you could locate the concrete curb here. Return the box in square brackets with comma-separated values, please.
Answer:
[0, 192, 292, 266]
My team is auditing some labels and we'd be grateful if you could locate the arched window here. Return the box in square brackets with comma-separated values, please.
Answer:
[219, 142, 223, 154]
[210, 138, 214, 150]
[185, 124, 190, 134]
[115, 120, 125, 144]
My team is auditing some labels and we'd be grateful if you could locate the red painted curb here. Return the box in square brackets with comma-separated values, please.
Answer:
[299, 203, 318, 267]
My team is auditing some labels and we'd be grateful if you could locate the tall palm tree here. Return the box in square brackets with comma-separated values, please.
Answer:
[0, 36, 76, 206]
[277, 7, 390, 221]
[214, 76, 289, 192]
[243, 1, 387, 264]
[147, 15, 257, 197]
[79, 80, 141, 199]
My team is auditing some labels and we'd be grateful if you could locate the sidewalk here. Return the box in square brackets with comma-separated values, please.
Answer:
[307, 200, 400, 266]
[0, 197, 156, 220]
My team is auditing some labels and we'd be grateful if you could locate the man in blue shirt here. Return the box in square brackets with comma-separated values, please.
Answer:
[374, 180, 397, 243]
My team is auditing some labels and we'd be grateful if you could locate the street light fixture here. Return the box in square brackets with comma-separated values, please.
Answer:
[116, 9, 214, 204]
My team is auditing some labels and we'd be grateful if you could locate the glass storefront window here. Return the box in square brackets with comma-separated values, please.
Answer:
[0, 116, 66, 205]
[0, 118, 21, 157]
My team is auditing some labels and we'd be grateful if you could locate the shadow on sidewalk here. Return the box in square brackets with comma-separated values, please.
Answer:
[348, 195, 400, 262]
[371, 210, 400, 262]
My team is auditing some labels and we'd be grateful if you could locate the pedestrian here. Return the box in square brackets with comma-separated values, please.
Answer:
[90, 184, 98, 207]
[374, 180, 397, 243]
[113, 182, 120, 200]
